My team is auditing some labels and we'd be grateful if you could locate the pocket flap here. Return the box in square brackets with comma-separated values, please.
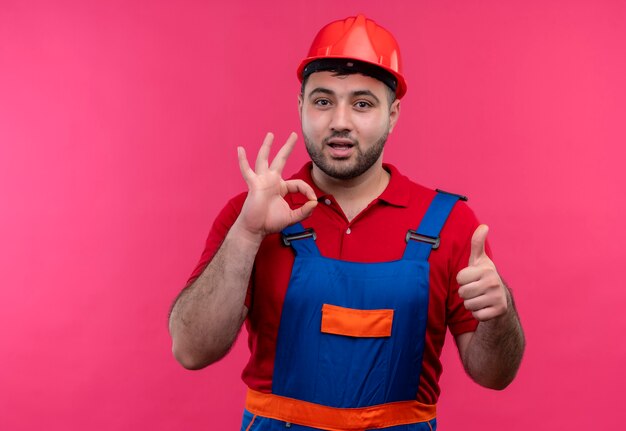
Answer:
[321, 304, 394, 338]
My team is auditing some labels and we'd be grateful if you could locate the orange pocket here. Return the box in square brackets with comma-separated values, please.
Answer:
[321, 304, 394, 338]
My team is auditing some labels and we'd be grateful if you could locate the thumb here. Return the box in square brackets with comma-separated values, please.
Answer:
[469, 224, 489, 265]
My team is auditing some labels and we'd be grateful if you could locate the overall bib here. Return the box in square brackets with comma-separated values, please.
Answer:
[241, 192, 462, 431]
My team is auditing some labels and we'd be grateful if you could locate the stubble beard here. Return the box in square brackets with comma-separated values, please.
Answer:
[303, 130, 389, 180]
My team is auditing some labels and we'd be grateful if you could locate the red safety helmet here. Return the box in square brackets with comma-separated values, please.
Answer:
[297, 14, 407, 99]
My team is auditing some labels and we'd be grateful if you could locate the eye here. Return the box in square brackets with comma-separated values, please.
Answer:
[354, 100, 373, 110]
[314, 98, 331, 107]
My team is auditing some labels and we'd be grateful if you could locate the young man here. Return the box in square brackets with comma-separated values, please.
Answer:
[169, 15, 524, 431]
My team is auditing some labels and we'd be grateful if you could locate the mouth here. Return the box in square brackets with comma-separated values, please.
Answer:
[326, 139, 356, 158]
[328, 142, 354, 149]
[327, 137, 356, 149]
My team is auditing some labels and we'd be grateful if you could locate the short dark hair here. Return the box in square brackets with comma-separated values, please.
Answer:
[300, 59, 397, 105]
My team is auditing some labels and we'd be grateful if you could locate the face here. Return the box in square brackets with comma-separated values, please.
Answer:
[299, 71, 400, 181]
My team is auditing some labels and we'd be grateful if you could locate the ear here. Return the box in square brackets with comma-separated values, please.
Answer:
[388, 99, 401, 133]
[298, 93, 303, 121]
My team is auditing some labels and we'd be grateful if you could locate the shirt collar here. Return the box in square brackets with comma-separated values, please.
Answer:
[289, 162, 411, 207]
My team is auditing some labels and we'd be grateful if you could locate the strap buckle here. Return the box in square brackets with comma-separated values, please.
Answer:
[282, 228, 317, 247]
[405, 230, 440, 250]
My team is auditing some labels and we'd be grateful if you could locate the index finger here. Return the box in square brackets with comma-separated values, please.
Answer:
[283, 178, 317, 201]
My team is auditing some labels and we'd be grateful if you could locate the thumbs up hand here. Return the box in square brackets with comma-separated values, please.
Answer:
[456, 225, 509, 322]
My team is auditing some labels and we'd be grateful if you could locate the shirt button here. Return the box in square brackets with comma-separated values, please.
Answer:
[346, 228, 352, 234]
[324, 198, 332, 205]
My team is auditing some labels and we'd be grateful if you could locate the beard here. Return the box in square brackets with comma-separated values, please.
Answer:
[303, 130, 389, 180]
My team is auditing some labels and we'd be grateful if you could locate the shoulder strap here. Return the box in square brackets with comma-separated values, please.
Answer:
[402, 191, 465, 261]
[281, 223, 321, 257]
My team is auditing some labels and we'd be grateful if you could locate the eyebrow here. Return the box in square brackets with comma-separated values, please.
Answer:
[352, 90, 380, 104]
[308, 87, 335, 99]
[308, 87, 381, 104]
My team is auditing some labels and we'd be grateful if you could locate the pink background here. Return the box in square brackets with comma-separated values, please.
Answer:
[1, 0, 625, 429]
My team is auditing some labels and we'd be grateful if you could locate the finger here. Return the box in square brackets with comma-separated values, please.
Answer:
[255, 132, 274, 173]
[472, 306, 506, 322]
[237, 146, 255, 183]
[283, 179, 318, 201]
[289, 200, 318, 224]
[270, 132, 298, 174]
[469, 224, 489, 265]
[456, 266, 483, 286]
[457, 279, 486, 300]
[462, 295, 493, 312]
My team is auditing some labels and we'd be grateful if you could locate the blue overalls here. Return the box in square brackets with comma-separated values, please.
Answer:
[241, 191, 463, 431]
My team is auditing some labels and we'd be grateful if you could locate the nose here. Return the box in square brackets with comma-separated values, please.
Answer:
[329, 102, 353, 132]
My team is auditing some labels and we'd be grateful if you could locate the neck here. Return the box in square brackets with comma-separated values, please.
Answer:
[311, 160, 390, 221]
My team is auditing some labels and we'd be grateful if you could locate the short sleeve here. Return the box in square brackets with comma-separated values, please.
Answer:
[185, 193, 247, 285]
[444, 201, 494, 336]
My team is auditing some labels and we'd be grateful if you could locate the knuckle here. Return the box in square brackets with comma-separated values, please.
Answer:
[485, 273, 500, 288]
[474, 309, 492, 322]
[472, 310, 486, 321]
[456, 268, 470, 284]
[463, 300, 476, 311]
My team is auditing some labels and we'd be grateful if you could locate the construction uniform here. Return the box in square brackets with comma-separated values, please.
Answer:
[188, 163, 484, 431]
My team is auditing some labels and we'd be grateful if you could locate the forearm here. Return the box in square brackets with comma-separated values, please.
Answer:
[169, 221, 263, 369]
[169, 132, 317, 369]
[462, 288, 525, 389]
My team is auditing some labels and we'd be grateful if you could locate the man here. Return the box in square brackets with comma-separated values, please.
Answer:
[169, 14, 524, 431]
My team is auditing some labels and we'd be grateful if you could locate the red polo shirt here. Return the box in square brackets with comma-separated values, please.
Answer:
[188, 162, 485, 404]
